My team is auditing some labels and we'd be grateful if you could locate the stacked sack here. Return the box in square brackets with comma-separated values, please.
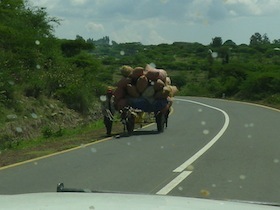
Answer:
[114, 64, 178, 111]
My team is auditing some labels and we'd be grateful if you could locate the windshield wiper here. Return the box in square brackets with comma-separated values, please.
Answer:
[56, 183, 102, 193]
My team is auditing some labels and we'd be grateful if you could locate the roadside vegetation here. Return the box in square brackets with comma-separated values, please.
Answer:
[0, 0, 279, 165]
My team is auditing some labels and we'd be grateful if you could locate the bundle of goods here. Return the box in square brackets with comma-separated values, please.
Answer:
[113, 64, 178, 112]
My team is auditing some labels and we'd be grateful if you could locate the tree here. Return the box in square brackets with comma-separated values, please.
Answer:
[223, 39, 236, 47]
[272, 39, 280, 44]
[60, 39, 94, 57]
[76, 35, 85, 41]
[250, 32, 270, 46]
[250, 32, 262, 46]
[262, 33, 270, 44]
[211, 37, 222, 48]
[219, 47, 230, 64]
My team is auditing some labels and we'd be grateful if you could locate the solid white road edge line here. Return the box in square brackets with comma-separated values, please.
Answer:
[156, 98, 230, 195]
[173, 98, 230, 173]
[156, 171, 192, 195]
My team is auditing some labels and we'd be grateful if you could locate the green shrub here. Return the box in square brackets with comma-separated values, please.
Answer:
[55, 84, 92, 114]
[172, 75, 187, 88]
[0, 134, 19, 150]
[42, 126, 53, 138]
[239, 72, 280, 99]
[0, 78, 15, 106]
[264, 94, 280, 104]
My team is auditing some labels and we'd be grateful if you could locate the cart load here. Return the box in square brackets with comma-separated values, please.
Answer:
[114, 64, 178, 113]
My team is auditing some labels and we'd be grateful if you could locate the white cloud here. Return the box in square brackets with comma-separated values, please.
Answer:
[27, 0, 280, 44]
[70, 0, 88, 6]
[224, 0, 280, 16]
[28, 0, 58, 9]
[86, 22, 105, 32]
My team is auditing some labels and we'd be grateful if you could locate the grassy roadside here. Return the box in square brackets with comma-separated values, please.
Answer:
[0, 120, 124, 167]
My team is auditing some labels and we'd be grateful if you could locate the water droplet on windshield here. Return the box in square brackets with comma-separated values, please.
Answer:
[239, 175, 246, 180]
[203, 129, 210, 135]
[186, 165, 194, 171]
[247, 134, 252, 139]
[120, 50, 125, 55]
[178, 186, 183, 191]
[160, 146, 164, 149]
[8, 81, 15, 85]
[34, 162, 38, 165]
[31, 113, 38, 119]
[201, 121, 206, 126]
[15, 127, 23, 133]
[212, 184, 216, 188]
[90, 148, 97, 153]
[273, 159, 279, 164]
[80, 144, 86, 148]
[211, 52, 218, 58]
[245, 123, 254, 128]
[36, 64, 41, 69]
[35, 40, 40, 45]
[200, 189, 210, 197]
[198, 108, 203, 112]
[127, 142, 131, 146]
[149, 63, 156, 68]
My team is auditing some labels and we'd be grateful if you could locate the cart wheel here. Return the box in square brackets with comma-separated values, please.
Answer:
[156, 112, 165, 133]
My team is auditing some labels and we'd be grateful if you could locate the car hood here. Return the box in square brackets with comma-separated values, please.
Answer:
[0, 193, 278, 210]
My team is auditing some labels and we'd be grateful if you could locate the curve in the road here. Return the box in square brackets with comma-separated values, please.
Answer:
[157, 98, 230, 195]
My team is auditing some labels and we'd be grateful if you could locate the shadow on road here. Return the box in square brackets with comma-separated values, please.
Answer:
[113, 130, 160, 138]
[132, 130, 160, 136]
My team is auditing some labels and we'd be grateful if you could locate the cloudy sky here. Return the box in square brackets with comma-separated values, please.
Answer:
[28, 0, 280, 45]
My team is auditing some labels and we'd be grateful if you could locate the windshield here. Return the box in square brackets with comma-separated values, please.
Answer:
[0, 0, 279, 207]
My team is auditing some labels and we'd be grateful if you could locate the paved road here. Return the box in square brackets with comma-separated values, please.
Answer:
[0, 97, 279, 204]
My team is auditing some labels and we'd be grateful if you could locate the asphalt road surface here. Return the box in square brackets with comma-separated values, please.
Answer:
[0, 97, 279, 204]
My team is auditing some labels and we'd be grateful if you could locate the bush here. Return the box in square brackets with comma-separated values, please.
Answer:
[180, 83, 210, 97]
[0, 78, 15, 106]
[55, 84, 92, 114]
[42, 126, 53, 138]
[239, 72, 280, 99]
[264, 94, 280, 104]
[172, 75, 187, 88]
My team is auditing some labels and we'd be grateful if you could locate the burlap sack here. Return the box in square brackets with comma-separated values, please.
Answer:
[165, 77, 171, 85]
[142, 86, 155, 98]
[168, 85, 178, 97]
[117, 77, 132, 89]
[158, 69, 167, 82]
[114, 86, 126, 102]
[127, 84, 140, 98]
[116, 98, 128, 110]
[154, 86, 170, 99]
[130, 67, 144, 80]
[145, 68, 160, 81]
[120, 65, 133, 77]
[154, 79, 165, 91]
[136, 75, 148, 93]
